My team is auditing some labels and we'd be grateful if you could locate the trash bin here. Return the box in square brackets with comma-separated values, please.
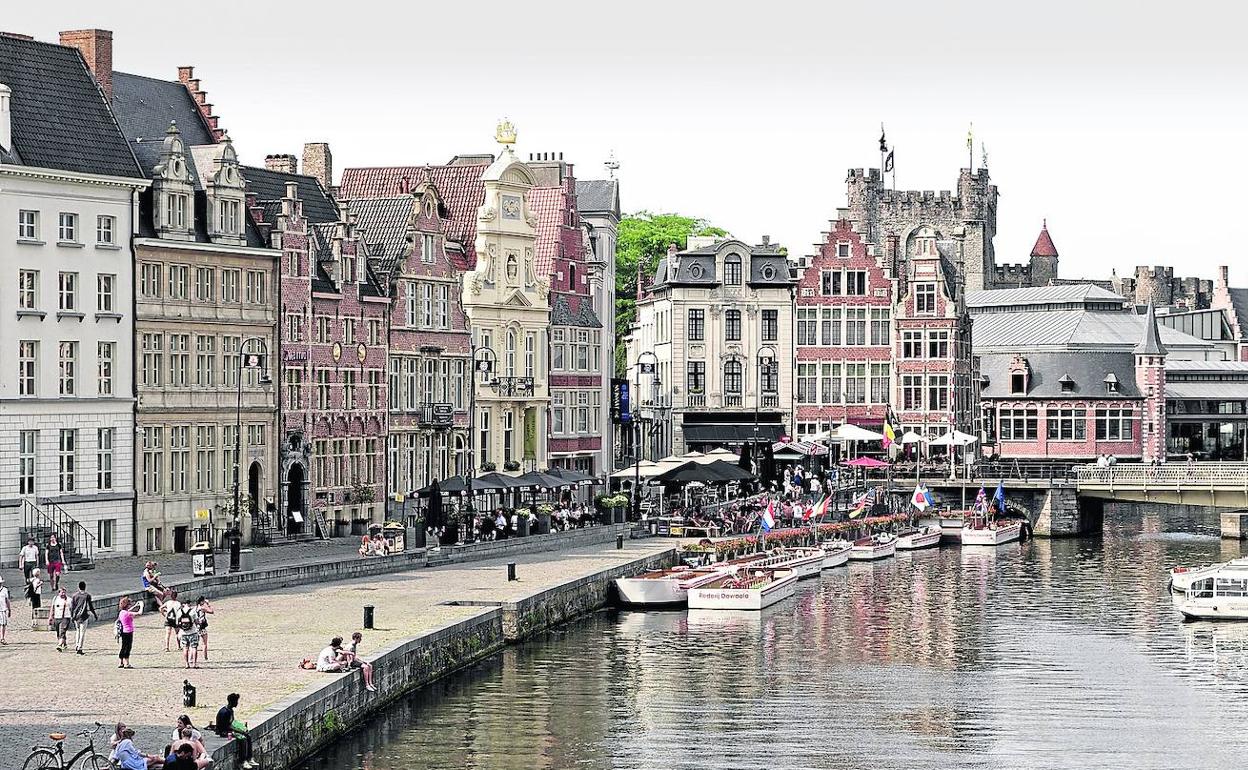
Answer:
[382, 521, 405, 552]
[237, 548, 256, 572]
[189, 541, 215, 577]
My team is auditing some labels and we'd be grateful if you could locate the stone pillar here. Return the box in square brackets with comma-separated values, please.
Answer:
[1221, 510, 1248, 540]
[1032, 487, 1091, 537]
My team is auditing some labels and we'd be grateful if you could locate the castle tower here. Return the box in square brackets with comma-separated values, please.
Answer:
[1135, 302, 1167, 463]
[1028, 219, 1059, 286]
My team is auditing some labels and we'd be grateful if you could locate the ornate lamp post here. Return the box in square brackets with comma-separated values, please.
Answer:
[631, 351, 658, 522]
[230, 337, 271, 572]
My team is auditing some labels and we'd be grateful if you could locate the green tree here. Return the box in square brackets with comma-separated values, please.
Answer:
[615, 212, 727, 373]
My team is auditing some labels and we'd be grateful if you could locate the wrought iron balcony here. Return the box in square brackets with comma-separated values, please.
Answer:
[417, 403, 455, 428]
[492, 376, 535, 397]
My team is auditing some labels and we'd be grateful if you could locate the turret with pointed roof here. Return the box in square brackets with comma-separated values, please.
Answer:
[1135, 301, 1168, 357]
[1135, 301, 1167, 462]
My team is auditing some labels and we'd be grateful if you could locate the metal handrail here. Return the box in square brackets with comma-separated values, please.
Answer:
[22, 499, 95, 566]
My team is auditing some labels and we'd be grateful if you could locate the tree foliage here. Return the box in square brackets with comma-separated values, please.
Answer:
[614, 212, 727, 374]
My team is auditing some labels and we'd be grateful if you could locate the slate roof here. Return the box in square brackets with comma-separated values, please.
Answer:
[242, 165, 340, 224]
[1227, 288, 1248, 339]
[979, 351, 1140, 398]
[339, 163, 489, 269]
[552, 293, 602, 328]
[1166, 360, 1248, 373]
[1135, 303, 1168, 356]
[0, 35, 141, 178]
[972, 309, 1213, 352]
[574, 178, 619, 215]
[111, 71, 215, 182]
[350, 196, 411, 278]
[967, 284, 1127, 309]
[1030, 222, 1059, 257]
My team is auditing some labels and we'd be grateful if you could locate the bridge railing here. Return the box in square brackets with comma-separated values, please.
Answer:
[854, 460, 1080, 484]
[1076, 462, 1248, 487]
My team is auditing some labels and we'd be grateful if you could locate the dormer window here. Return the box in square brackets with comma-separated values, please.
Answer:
[1104, 373, 1120, 394]
[1011, 373, 1026, 394]
[217, 199, 240, 235]
[422, 233, 435, 264]
[152, 122, 195, 241]
[1059, 374, 1075, 393]
[837, 243, 850, 258]
[724, 254, 742, 285]
[164, 194, 188, 229]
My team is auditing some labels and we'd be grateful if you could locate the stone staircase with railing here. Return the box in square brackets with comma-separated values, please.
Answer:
[19, 499, 96, 570]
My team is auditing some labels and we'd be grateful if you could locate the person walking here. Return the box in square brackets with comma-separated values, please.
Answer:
[49, 586, 72, 651]
[0, 575, 10, 645]
[160, 589, 183, 652]
[24, 567, 42, 617]
[176, 603, 200, 669]
[116, 596, 143, 668]
[45, 534, 65, 591]
[193, 597, 214, 661]
[70, 580, 98, 655]
[18, 537, 39, 581]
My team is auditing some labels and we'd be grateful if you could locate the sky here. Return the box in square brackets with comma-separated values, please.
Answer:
[8, 0, 1248, 281]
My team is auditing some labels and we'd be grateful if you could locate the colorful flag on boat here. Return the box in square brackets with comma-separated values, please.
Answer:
[849, 488, 875, 519]
[993, 481, 1006, 512]
[975, 487, 987, 513]
[911, 483, 934, 512]
[761, 500, 776, 533]
[809, 495, 830, 521]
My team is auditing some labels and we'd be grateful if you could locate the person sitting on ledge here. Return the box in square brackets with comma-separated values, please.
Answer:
[214, 693, 257, 769]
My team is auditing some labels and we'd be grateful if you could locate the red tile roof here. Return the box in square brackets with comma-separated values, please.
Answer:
[1030, 220, 1058, 257]
[527, 185, 565, 277]
[340, 164, 488, 269]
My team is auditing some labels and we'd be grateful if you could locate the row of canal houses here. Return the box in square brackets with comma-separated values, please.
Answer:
[0, 29, 619, 561]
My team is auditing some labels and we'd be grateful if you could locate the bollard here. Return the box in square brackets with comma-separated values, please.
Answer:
[507, 562, 517, 581]
[616, 534, 624, 550]
[363, 605, 375, 629]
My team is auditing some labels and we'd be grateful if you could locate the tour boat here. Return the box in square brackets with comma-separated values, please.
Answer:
[686, 568, 799, 611]
[615, 567, 723, 607]
[820, 540, 853, 569]
[1175, 564, 1248, 620]
[895, 524, 943, 551]
[961, 518, 1023, 546]
[1170, 558, 1248, 593]
[940, 514, 967, 543]
[848, 533, 897, 561]
[746, 548, 826, 579]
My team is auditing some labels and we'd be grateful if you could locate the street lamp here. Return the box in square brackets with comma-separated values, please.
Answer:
[465, 343, 497, 542]
[631, 351, 658, 523]
[754, 345, 776, 479]
[231, 336, 272, 572]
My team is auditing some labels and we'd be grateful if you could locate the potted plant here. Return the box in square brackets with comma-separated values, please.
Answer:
[481, 461, 498, 472]
[503, 460, 521, 472]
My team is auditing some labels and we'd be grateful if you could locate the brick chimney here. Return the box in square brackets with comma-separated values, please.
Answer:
[265, 154, 298, 174]
[302, 142, 332, 190]
[59, 29, 113, 100]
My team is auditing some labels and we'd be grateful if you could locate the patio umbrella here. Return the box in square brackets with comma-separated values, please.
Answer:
[417, 475, 471, 495]
[833, 423, 884, 441]
[708, 460, 754, 481]
[653, 461, 724, 485]
[929, 430, 978, 447]
[475, 472, 530, 490]
[899, 431, 926, 445]
[842, 457, 890, 468]
[702, 447, 740, 462]
[548, 467, 598, 484]
[425, 479, 445, 530]
[518, 470, 569, 490]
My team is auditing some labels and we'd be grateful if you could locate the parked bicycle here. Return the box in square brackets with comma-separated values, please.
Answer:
[23, 721, 111, 770]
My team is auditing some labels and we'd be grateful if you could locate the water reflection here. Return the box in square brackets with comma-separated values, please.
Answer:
[297, 505, 1248, 770]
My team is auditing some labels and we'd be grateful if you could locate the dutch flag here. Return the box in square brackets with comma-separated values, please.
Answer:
[761, 501, 776, 533]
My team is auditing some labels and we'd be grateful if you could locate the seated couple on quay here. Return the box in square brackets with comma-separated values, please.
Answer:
[300, 633, 377, 692]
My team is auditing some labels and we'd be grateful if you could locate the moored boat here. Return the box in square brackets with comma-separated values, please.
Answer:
[961, 518, 1023, 546]
[896, 524, 942, 551]
[1175, 565, 1248, 620]
[940, 514, 967, 543]
[687, 568, 799, 610]
[820, 540, 853, 569]
[747, 548, 825, 579]
[849, 533, 897, 561]
[1170, 558, 1248, 593]
[615, 567, 722, 607]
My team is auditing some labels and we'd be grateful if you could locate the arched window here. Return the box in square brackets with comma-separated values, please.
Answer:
[724, 254, 742, 285]
[506, 330, 517, 377]
[724, 360, 743, 394]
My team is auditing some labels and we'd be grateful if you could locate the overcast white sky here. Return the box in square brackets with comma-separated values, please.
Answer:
[9, 1, 1248, 279]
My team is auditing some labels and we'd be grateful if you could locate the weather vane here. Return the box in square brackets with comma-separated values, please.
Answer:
[495, 118, 516, 146]
[604, 150, 619, 180]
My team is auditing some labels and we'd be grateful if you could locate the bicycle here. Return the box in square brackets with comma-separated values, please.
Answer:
[22, 721, 112, 770]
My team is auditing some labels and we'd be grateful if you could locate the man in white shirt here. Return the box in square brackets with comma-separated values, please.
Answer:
[0, 575, 10, 645]
[18, 538, 39, 581]
[49, 587, 72, 651]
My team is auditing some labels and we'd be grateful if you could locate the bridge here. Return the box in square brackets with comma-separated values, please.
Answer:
[854, 461, 1248, 539]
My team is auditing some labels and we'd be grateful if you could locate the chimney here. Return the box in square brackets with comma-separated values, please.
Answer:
[303, 142, 333, 190]
[265, 154, 298, 174]
[59, 29, 113, 101]
[1219, 265, 1229, 287]
[760, 235, 770, 247]
[0, 83, 11, 153]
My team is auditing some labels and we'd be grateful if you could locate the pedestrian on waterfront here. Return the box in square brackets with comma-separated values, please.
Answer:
[193, 597, 214, 661]
[70, 580, 99, 655]
[176, 603, 201, 669]
[346, 631, 378, 692]
[18, 537, 40, 581]
[215, 692, 258, 769]
[0, 575, 10, 645]
[116, 596, 143, 668]
[141, 562, 166, 605]
[45, 534, 66, 591]
[113, 727, 164, 770]
[161, 589, 183, 652]
[316, 636, 348, 672]
[49, 586, 72, 650]
[25, 567, 43, 615]
[494, 510, 507, 540]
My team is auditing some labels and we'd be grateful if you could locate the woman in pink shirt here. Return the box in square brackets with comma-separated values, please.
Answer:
[117, 596, 143, 669]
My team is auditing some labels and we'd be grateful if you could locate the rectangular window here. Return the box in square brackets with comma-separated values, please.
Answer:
[368, 369, 382, 410]
[168, 265, 189, 300]
[844, 308, 867, 345]
[687, 361, 706, 394]
[821, 270, 841, 296]
[927, 374, 949, 412]
[218, 199, 240, 234]
[405, 359, 418, 410]
[196, 335, 216, 387]
[389, 358, 401, 410]
[576, 392, 590, 433]
[245, 270, 267, 304]
[344, 370, 357, 410]
[902, 374, 924, 410]
[222, 426, 237, 490]
[688, 309, 705, 341]
[479, 410, 490, 468]
[97, 274, 115, 312]
[503, 410, 514, 463]
[169, 426, 188, 494]
[526, 333, 537, 378]
[902, 330, 923, 358]
[1095, 408, 1133, 441]
[870, 363, 890, 403]
[222, 269, 240, 302]
[369, 319, 382, 346]
[344, 318, 356, 345]
[96, 215, 115, 245]
[196, 426, 216, 493]
[165, 193, 188, 228]
[422, 233, 436, 264]
[222, 336, 240, 388]
[315, 316, 330, 343]
[437, 285, 449, 329]
[822, 362, 842, 404]
[821, 308, 841, 346]
[18, 210, 39, 240]
[58, 428, 76, 492]
[404, 281, 417, 327]
[845, 363, 867, 404]
[58, 212, 78, 242]
[19, 430, 36, 494]
[248, 423, 266, 447]
[59, 341, 77, 395]
[1047, 408, 1087, 441]
[317, 369, 331, 410]
[870, 308, 890, 346]
[140, 263, 162, 298]
[286, 368, 303, 410]
[97, 520, 115, 550]
[97, 428, 113, 490]
[141, 333, 163, 387]
[1000, 408, 1039, 441]
[927, 330, 950, 359]
[421, 283, 433, 327]
[845, 271, 867, 295]
[19, 341, 37, 396]
[915, 283, 937, 315]
[552, 393, 566, 434]
[574, 330, 588, 372]
[761, 309, 778, 342]
[97, 342, 114, 395]
[724, 258, 742, 285]
[18, 270, 38, 310]
[552, 328, 565, 370]
[797, 363, 817, 404]
[146, 527, 164, 552]
[168, 334, 189, 387]
[837, 243, 851, 258]
[195, 267, 215, 302]
[58, 271, 77, 311]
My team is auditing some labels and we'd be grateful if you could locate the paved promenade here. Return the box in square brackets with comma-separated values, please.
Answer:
[0, 539, 670, 766]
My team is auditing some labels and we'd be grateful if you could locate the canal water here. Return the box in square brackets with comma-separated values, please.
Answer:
[296, 506, 1248, 770]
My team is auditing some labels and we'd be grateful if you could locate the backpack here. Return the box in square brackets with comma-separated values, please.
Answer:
[176, 606, 195, 631]
[114, 618, 123, 639]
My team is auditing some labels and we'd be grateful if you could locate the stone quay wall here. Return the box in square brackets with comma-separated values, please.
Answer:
[209, 546, 676, 770]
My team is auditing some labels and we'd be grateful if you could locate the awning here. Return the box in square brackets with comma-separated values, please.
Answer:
[772, 440, 829, 458]
[682, 423, 785, 444]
